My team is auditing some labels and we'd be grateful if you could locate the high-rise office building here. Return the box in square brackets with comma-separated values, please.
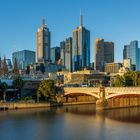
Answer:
[51, 47, 60, 64]
[72, 14, 90, 71]
[123, 45, 127, 59]
[60, 37, 72, 72]
[60, 41, 65, 66]
[94, 39, 104, 71]
[123, 40, 140, 71]
[104, 42, 114, 63]
[94, 38, 114, 72]
[12, 50, 35, 70]
[36, 17, 50, 63]
[65, 37, 72, 72]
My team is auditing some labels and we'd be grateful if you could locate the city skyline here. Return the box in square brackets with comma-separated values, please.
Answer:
[1, 0, 140, 63]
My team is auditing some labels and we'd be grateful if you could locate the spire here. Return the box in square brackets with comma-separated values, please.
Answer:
[42, 17, 46, 27]
[80, 9, 83, 26]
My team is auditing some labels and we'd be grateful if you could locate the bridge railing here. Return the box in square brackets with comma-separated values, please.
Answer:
[105, 87, 140, 99]
[106, 87, 140, 93]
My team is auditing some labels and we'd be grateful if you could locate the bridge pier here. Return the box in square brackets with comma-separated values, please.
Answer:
[96, 99, 108, 110]
[96, 86, 108, 110]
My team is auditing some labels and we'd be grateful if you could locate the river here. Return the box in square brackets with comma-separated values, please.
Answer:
[0, 104, 140, 140]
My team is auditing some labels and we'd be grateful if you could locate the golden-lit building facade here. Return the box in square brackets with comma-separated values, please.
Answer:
[36, 18, 50, 63]
[94, 38, 114, 72]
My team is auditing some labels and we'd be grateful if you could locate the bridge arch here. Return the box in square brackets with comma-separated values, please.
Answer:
[64, 92, 100, 99]
[63, 87, 100, 99]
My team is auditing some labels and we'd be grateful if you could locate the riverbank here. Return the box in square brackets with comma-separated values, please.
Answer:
[1, 101, 140, 111]
[0, 101, 96, 110]
[4, 101, 140, 111]
[0, 103, 50, 110]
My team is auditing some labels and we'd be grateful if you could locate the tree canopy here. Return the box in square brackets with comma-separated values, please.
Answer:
[36, 79, 57, 102]
[0, 82, 8, 102]
[114, 71, 140, 87]
[12, 76, 25, 90]
[0, 82, 8, 93]
[12, 76, 25, 97]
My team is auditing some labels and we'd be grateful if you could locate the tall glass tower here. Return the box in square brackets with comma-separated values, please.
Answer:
[123, 40, 140, 71]
[36, 17, 51, 63]
[51, 46, 60, 64]
[12, 50, 35, 70]
[72, 14, 90, 71]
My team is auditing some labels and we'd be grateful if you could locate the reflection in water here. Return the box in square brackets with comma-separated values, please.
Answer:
[0, 105, 140, 140]
[105, 107, 140, 123]
[63, 105, 140, 124]
[64, 105, 96, 116]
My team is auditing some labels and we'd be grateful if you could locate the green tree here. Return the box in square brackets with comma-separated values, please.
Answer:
[114, 71, 140, 87]
[12, 76, 25, 98]
[124, 75, 133, 86]
[137, 75, 140, 86]
[131, 71, 138, 86]
[114, 75, 125, 87]
[124, 71, 139, 86]
[0, 82, 8, 102]
[36, 80, 57, 102]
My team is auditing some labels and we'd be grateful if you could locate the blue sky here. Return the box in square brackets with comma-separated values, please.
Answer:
[0, 0, 140, 63]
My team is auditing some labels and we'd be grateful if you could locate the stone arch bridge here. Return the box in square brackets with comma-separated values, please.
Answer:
[64, 87, 140, 110]
[64, 87, 140, 99]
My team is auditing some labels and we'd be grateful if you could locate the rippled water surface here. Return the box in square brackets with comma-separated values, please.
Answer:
[0, 104, 140, 140]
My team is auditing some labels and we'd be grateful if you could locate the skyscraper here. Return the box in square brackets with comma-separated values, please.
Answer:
[94, 38, 114, 72]
[72, 14, 90, 71]
[51, 46, 60, 64]
[60, 41, 65, 66]
[123, 40, 140, 71]
[60, 37, 72, 72]
[123, 45, 127, 59]
[36, 17, 51, 63]
[65, 37, 72, 72]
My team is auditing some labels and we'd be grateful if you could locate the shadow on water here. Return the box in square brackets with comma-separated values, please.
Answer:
[63, 104, 96, 116]
[0, 107, 58, 122]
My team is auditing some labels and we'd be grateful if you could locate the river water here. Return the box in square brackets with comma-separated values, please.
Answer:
[0, 104, 140, 140]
